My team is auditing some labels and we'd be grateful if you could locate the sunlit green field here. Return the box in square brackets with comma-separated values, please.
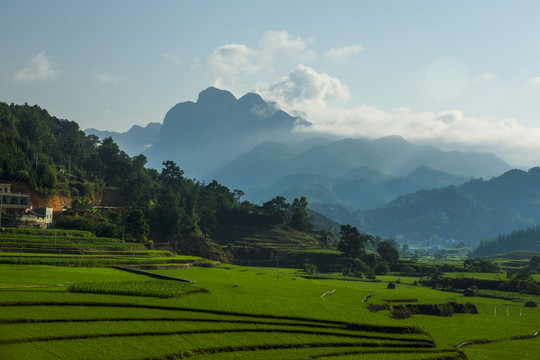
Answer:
[0, 264, 538, 359]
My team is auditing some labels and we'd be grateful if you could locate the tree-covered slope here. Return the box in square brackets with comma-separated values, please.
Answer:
[215, 135, 510, 191]
[85, 122, 161, 156]
[473, 226, 540, 257]
[355, 168, 540, 245]
[245, 164, 471, 212]
[0, 103, 322, 261]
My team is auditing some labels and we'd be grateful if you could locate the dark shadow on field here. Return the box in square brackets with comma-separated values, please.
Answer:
[0, 289, 69, 294]
[0, 327, 435, 346]
[306, 348, 467, 360]
[142, 344, 466, 360]
[0, 301, 425, 334]
[0, 300, 453, 359]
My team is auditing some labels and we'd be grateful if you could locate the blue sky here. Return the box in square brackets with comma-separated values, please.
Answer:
[2, 0, 540, 166]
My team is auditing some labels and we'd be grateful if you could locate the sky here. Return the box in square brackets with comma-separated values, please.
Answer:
[1, 0, 540, 167]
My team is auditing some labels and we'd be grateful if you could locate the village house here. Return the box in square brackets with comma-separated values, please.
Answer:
[0, 183, 53, 229]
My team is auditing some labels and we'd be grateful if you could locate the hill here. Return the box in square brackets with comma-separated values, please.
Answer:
[85, 122, 161, 156]
[144, 87, 310, 178]
[214, 136, 509, 191]
[355, 168, 540, 246]
[246, 165, 472, 211]
[0, 102, 325, 262]
[473, 226, 540, 257]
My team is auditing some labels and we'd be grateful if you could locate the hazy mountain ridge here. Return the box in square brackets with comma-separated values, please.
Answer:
[85, 87, 531, 248]
[214, 134, 508, 211]
[143, 87, 309, 178]
[85, 122, 161, 156]
[245, 165, 472, 211]
[215, 136, 509, 191]
[316, 167, 540, 247]
[473, 225, 540, 257]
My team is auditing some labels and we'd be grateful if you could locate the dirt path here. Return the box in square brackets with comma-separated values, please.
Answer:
[456, 331, 538, 348]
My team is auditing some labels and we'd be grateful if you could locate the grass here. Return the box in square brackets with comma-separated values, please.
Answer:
[0, 227, 205, 266]
[2, 228, 95, 237]
[474, 289, 540, 303]
[215, 224, 321, 252]
[0, 264, 538, 359]
[443, 272, 507, 280]
[69, 280, 208, 298]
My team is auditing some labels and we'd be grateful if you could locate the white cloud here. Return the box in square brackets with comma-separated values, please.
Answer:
[94, 71, 120, 85]
[259, 65, 349, 109]
[257, 66, 540, 167]
[258, 30, 314, 60]
[324, 45, 363, 62]
[300, 103, 540, 166]
[524, 77, 540, 92]
[201, 30, 315, 78]
[14, 52, 59, 83]
[206, 43, 260, 75]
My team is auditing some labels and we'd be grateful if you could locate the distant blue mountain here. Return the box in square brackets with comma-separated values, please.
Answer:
[144, 87, 309, 178]
[214, 136, 510, 191]
[85, 122, 161, 156]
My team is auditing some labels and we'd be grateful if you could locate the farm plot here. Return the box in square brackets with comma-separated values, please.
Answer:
[0, 299, 439, 359]
[0, 227, 204, 266]
[0, 264, 538, 359]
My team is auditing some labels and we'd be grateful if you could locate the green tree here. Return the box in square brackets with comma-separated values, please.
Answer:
[125, 209, 150, 243]
[318, 228, 330, 247]
[262, 196, 290, 224]
[464, 258, 500, 272]
[304, 263, 317, 276]
[159, 160, 184, 191]
[401, 244, 410, 256]
[373, 261, 389, 275]
[337, 224, 373, 259]
[290, 196, 311, 231]
[529, 256, 540, 273]
[377, 240, 400, 263]
[122, 154, 155, 208]
[154, 161, 185, 240]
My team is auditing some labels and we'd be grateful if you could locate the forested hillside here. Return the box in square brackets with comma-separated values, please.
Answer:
[0, 103, 318, 261]
[344, 168, 540, 246]
[473, 226, 540, 257]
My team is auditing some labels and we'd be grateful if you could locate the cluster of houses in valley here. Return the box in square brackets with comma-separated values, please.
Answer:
[0, 183, 53, 229]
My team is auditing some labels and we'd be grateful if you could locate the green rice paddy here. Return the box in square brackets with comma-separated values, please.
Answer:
[0, 264, 538, 359]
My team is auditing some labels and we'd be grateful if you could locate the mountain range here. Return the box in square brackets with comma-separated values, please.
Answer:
[212, 136, 509, 201]
[311, 167, 540, 247]
[143, 87, 309, 178]
[84, 87, 540, 249]
[85, 87, 509, 185]
[244, 165, 473, 211]
[86, 122, 161, 156]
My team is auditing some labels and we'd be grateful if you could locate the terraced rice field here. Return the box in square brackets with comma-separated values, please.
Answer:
[0, 265, 538, 359]
[0, 227, 202, 266]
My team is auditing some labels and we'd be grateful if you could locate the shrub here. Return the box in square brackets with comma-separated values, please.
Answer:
[373, 261, 389, 275]
[390, 307, 412, 319]
[401, 265, 416, 275]
[304, 263, 317, 276]
[69, 280, 208, 298]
